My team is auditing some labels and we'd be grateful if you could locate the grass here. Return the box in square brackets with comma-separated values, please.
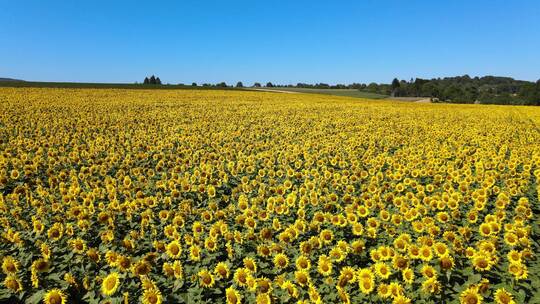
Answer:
[254, 87, 389, 99]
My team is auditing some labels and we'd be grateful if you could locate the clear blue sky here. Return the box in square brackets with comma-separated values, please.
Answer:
[1, 0, 539, 85]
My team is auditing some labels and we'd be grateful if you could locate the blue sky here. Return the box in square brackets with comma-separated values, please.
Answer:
[1, 0, 539, 84]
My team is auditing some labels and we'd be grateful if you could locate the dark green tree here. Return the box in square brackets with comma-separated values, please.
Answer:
[236, 82, 244, 88]
[391, 78, 400, 97]
[149, 75, 157, 85]
[143, 77, 150, 84]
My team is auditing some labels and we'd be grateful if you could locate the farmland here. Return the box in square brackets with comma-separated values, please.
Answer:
[0, 87, 539, 304]
[253, 88, 389, 99]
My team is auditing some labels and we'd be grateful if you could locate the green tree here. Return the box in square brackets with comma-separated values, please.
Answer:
[391, 78, 400, 97]
[236, 81, 244, 88]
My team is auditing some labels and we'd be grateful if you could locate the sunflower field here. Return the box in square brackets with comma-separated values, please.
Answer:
[0, 87, 539, 304]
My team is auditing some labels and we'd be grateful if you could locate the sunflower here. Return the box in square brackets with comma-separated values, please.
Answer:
[508, 262, 528, 280]
[117, 255, 132, 272]
[70, 238, 87, 254]
[41, 243, 52, 260]
[294, 270, 310, 287]
[198, 269, 215, 288]
[440, 254, 455, 271]
[507, 250, 521, 263]
[375, 262, 391, 279]
[351, 222, 364, 236]
[43, 289, 67, 304]
[256, 293, 271, 304]
[225, 287, 241, 304]
[351, 240, 365, 254]
[320, 229, 334, 244]
[337, 266, 356, 287]
[460, 286, 482, 304]
[166, 240, 182, 259]
[392, 295, 412, 304]
[402, 268, 415, 284]
[2, 256, 20, 274]
[189, 245, 201, 261]
[281, 280, 298, 298]
[418, 245, 433, 261]
[205, 237, 218, 252]
[233, 268, 250, 287]
[504, 232, 518, 246]
[172, 261, 183, 279]
[87, 248, 101, 263]
[478, 223, 492, 237]
[295, 255, 311, 270]
[392, 255, 409, 270]
[421, 277, 441, 294]
[243, 257, 257, 273]
[214, 262, 230, 279]
[132, 260, 151, 276]
[472, 253, 493, 272]
[101, 272, 120, 296]
[207, 185, 216, 197]
[377, 283, 391, 299]
[494, 288, 515, 304]
[337, 286, 351, 304]
[32, 258, 50, 273]
[3, 275, 23, 292]
[273, 253, 289, 269]
[317, 255, 332, 276]
[359, 277, 375, 294]
[47, 223, 64, 241]
[141, 288, 162, 304]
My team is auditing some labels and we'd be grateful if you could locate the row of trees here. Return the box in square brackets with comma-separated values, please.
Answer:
[386, 75, 540, 105]
[143, 75, 162, 85]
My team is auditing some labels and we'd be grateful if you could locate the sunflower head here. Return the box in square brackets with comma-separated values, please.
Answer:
[198, 269, 215, 288]
[225, 287, 241, 304]
[101, 272, 120, 296]
[44, 289, 67, 304]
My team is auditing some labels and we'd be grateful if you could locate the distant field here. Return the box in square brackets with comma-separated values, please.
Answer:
[254, 87, 389, 99]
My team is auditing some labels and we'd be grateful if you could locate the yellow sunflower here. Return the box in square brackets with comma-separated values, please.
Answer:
[459, 286, 482, 304]
[198, 269, 215, 288]
[166, 240, 182, 259]
[494, 288, 515, 304]
[101, 272, 120, 296]
[141, 288, 162, 304]
[3, 275, 23, 292]
[43, 289, 67, 304]
[225, 286, 241, 304]
[214, 262, 230, 279]
[1, 256, 20, 274]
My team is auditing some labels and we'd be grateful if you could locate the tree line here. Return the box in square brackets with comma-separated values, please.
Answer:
[384, 75, 540, 105]
[140, 75, 540, 105]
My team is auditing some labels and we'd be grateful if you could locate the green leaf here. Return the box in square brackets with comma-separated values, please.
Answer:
[25, 290, 45, 304]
